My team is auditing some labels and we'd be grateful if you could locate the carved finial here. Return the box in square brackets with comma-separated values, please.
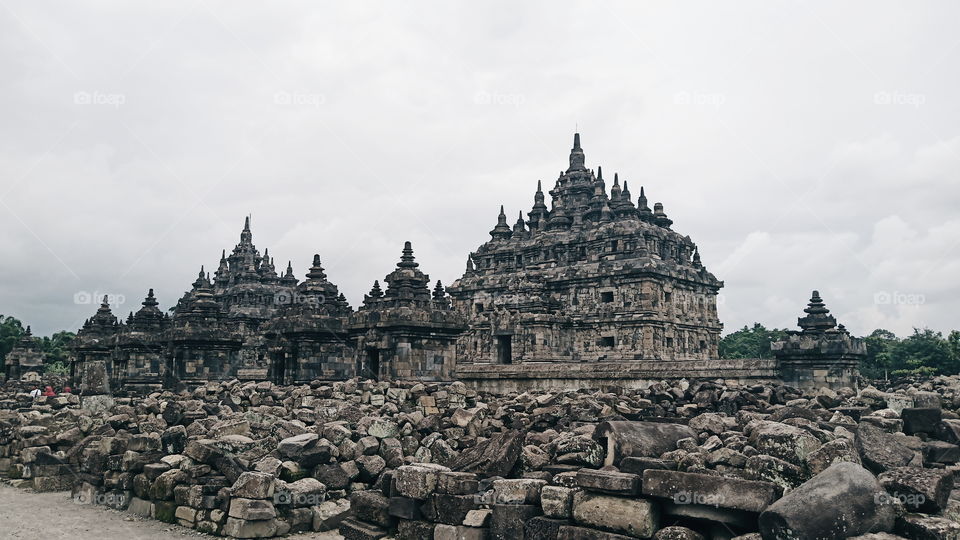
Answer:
[399, 241, 418, 268]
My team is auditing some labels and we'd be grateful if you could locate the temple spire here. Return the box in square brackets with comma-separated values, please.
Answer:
[568, 132, 586, 172]
[489, 205, 513, 240]
[240, 216, 252, 244]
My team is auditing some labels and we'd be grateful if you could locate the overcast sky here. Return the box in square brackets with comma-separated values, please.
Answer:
[1, 1, 958, 338]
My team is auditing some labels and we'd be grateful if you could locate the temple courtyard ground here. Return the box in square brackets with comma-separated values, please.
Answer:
[0, 483, 343, 540]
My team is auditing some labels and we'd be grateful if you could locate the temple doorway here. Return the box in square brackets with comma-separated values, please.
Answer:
[496, 335, 513, 364]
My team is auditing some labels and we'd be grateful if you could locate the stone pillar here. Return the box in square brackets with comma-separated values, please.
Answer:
[80, 358, 115, 413]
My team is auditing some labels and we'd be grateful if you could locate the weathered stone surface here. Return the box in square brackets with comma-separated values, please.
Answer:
[435, 523, 489, 540]
[222, 517, 278, 539]
[492, 478, 547, 504]
[231, 471, 276, 499]
[748, 421, 822, 467]
[895, 514, 960, 540]
[557, 525, 636, 540]
[339, 517, 388, 540]
[878, 467, 953, 514]
[807, 438, 862, 475]
[436, 471, 480, 495]
[350, 490, 393, 528]
[575, 469, 640, 495]
[542, 485, 577, 519]
[449, 430, 523, 477]
[902, 408, 942, 435]
[572, 491, 659, 538]
[491, 503, 542, 540]
[654, 526, 706, 540]
[524, 516, 569, 540]
[643, 469, 781, 513]
[759, 462, 896, 540]
[312, 498, 351, 532]
[594, 421, 696, 466]
[856, 423, 921, 473]
[228, 498, 277, 521]
[397, 519, 436, 540]
[394, 463, 450, 499]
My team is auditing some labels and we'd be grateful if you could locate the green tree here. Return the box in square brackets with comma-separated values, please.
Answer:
[947, 330, 960, 373]
[0, 315, 26, 375]
[720, 323, 788, 359]
[890, 328, 954, 376]
[37, 330, 76, 365]
[861, 329, 898, 379]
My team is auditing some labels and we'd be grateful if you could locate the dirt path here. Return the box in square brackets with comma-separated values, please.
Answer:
[0, 484, 342, 540]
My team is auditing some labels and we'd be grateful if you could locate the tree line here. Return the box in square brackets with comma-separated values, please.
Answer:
[719, 323, 960, 378]
[0, 315, 75, 376]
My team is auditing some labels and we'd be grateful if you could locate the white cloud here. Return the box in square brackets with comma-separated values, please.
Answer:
[1, 1, 959, 340]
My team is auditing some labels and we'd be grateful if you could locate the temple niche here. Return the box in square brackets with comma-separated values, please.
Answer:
[448, 133, 724, 366]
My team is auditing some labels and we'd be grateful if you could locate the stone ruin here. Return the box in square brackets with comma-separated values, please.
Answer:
[1, 373, 959, 539]
[60, 133, 865, 395]
[772, 291, 867, 391]
[3, 326, 44, 382]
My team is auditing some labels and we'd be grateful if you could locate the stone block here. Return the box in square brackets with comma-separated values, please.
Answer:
[593, 421, 696, 466]
[571, 491, 658, 538]
[642, 469, 781, 513]
[435, 524, 489, 540]
[619, 457, 676, 476]
[312, 498, 351, 532]
[759, 462, 896, 540]
[902, 408, 942, 435]
[350, 490, 393, 528]
[437, 470, 481, 495]
[557, 524, 636, 539]
[388, 496, 422, 520]
[492, 478, 547, 504]
[339, 518, 388, 540]
[464, 508, 492, 527]
[491, 504, 542, 540]
[222, 517, 278, 539]
[127, 496, 153, 517]
[542, 485, 577, 519]
[524, 516, 569, 540]
[575, 469, 640, 495]
[231, 471, 276, 499]
[878, 467, 953, 514]
[427, 493, 481, 525]
[895, 514, 960, 540]
[175, 505, 197, 526]
[228, 498, 277, 521]
[397, 519, 436, 540]
[857, 424, 922, 473]
[394, 463, 449, 499]
[923, 441, 960, 465]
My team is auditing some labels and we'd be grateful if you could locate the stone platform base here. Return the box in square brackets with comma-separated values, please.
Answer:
[455, 359, 778, 392]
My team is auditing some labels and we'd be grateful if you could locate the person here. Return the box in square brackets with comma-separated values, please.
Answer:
[62, 385, 72, 394]
[42, 385, 56, 397]
[29, 386, 41, 398]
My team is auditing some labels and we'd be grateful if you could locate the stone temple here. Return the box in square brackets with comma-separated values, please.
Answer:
[63, 133, 862, 393]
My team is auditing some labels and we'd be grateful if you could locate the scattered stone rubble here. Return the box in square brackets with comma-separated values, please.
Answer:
[1, 375, 959, 539]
